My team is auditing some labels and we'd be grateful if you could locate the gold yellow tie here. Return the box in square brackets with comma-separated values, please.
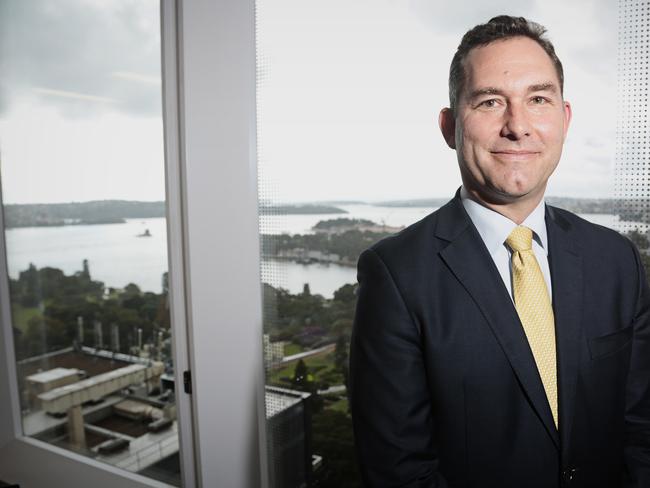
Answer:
[506, 226, 558, 428]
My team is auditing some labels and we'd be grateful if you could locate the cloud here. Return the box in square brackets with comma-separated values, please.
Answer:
[407, 0, 616, 87]
[0, 0, 162, 118]
[111, 71, 161, 85]
[33, 87, 118, 104]
[408, 0, 537, 34]
[534, 0, 617, 85]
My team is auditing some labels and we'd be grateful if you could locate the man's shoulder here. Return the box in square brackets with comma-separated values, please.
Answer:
[546, 204, 641, 269]
[364, 198, 458, 266]
[362, 200, 640, 265]
[547, 205, 631, 247]
[368, 201, 637, 256]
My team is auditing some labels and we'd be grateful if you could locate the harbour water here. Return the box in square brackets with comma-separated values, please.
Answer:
[4, 205, 644, 298]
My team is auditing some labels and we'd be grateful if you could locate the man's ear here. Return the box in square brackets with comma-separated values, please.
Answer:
[438, 108, 456, 149]
[562, 100, 572, 141]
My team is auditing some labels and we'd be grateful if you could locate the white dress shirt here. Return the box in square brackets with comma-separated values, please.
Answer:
[460, 187, 553, 302]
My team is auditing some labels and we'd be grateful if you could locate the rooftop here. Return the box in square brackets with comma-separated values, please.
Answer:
[26, 367, 80, 384]
[265, 386, 311, 418]
[39, 364, 149, 401]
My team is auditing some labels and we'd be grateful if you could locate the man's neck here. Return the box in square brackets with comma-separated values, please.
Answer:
[462, 187, 545, 225]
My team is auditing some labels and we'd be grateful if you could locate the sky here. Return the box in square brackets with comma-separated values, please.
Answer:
[0, 0, 619, 204]
[0, 0, 165, 204]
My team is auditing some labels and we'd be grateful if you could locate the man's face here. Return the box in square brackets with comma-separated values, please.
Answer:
[439, 36, 572, 206]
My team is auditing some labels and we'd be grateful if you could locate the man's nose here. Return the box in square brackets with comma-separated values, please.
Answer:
[500, 103, 531, 140]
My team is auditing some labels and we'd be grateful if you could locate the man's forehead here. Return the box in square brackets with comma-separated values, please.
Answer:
[462, 37, 560, 89]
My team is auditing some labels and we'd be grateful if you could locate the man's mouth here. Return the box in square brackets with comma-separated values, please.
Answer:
[490, 150, 539, 160]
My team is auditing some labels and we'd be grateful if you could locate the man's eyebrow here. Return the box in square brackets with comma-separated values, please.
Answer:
[468, 87, 505, 99]
[528, 82, 557, 93]
[468, 82, 558, 100]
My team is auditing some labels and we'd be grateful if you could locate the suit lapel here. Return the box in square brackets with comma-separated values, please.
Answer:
[436, 196, 560, 448]
[546, 206, 583, 457]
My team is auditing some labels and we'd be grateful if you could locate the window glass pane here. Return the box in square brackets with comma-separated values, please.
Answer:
[256, 1, 631, 486]
[0, 1, 183, 485]
[616, 0, 650, 264]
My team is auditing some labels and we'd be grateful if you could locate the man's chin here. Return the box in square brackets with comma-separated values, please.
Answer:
[463, 176, 546, 205]
[476, 186, 532, 205]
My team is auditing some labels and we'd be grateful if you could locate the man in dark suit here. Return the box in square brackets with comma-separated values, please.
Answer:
[350, 15, 650, 488]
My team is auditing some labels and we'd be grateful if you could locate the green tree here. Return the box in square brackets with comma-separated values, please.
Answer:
[81, 259, 91, 280]
[627, 229, 650, 250]
[333, 283, 357, 303]
[334, 334, 348, 373]
[24, 315, 70, 356]
[161, 272, 169, 295]
[293, 359, 308, 386]
[292, 359, 320, 397]
[9, 263, 174, 358]
[18, 263, 41, 307]
[330, 318, 353, 338]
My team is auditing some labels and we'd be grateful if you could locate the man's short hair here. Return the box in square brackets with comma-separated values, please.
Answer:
[448, 15, 564, 113]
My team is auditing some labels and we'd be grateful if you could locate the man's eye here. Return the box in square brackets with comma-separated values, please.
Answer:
[531, 96, 548, 104]
[479, 99, 498, 108]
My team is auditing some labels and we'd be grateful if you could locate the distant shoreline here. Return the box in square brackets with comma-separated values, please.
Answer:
[7, 218, 128, 229]
[3, 197, 647, 229]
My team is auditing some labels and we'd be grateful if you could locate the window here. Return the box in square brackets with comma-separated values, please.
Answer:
[0, 1, 185, 485]
[256, 1, 631, 486]
[1, 1, 647, 486]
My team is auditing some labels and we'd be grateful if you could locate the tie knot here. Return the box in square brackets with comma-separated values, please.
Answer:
[506, 226, 533, 252]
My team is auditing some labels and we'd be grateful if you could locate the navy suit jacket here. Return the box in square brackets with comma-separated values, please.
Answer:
[350, 194, 650, 488]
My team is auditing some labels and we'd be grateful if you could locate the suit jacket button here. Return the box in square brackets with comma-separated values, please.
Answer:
[561, 467, 578, 487]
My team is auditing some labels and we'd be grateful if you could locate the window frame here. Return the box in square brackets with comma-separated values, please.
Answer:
[170, 0, 268, 485]
[0, 0, 265, 486]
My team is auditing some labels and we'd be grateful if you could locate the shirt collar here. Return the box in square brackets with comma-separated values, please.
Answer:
[460, 186, 548, 256]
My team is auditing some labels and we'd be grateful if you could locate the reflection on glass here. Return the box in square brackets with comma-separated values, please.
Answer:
[0, 1, 182, 485]
[256, 1, 630, 487]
